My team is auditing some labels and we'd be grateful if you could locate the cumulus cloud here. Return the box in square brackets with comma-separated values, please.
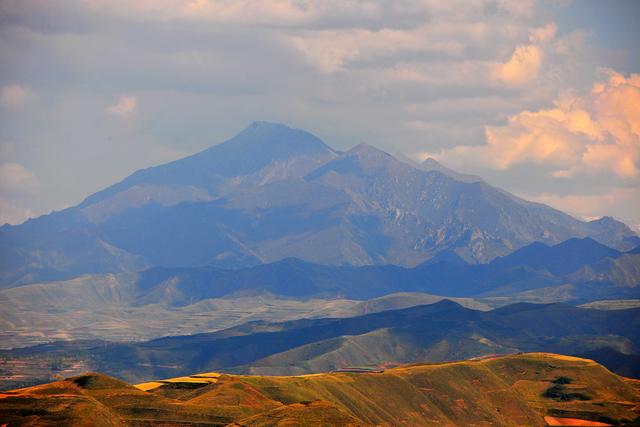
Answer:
[495, 23, 559, 86]
[0, 84, 31, 109]
[107, 95, 137, 117]
[497, 44, 542, 85]
[429, 71, 640, 179]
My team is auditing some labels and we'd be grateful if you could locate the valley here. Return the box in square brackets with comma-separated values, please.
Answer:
[1, 236, 638, 349]
[1, 300, 639, 391]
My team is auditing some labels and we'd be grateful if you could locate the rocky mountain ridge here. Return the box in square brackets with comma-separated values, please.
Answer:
[1, 122, 637, 286]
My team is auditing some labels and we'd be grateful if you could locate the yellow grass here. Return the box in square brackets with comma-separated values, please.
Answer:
[134, 373, 220, 390]
[516, 352, 597, 364]
[189, 372, 221, 378]
[134, 381, 164, 391]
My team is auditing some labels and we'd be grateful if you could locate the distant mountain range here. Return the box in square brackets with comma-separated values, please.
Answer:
[3, 301, 639, 388]
[6, 236, 636, 304]
[1, 121, 638, 286]
[3, 235, 637, 350]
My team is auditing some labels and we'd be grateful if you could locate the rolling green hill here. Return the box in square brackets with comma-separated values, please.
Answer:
[1, 353, 638, 426]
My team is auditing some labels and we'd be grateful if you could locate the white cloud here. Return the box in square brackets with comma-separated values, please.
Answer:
[0, 196, 37, 225]
[107, 95, 137, 117]
[429, 71, 640, 179]
[527, 187, 640, 225]
[0, 162, 41, 225]
[0, 84, 31, 109]
[0, 162, 41, 194]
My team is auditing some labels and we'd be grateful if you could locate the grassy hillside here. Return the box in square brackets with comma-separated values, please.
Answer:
[1, 354, 638, 426]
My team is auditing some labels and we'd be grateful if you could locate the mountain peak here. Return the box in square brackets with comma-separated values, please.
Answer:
[554, 237, 621, 256]
[240, 120, 296, 135]
[492, 237, 621, 275]
[344, 143, 403, 174]
[79, 121, 335, 208]
[348, 142, 389, 156]
[591, 215, 615, 224]
[229, 121, 331, 152]
[421, 157, 440, 167]
[586, 215, 635, 232]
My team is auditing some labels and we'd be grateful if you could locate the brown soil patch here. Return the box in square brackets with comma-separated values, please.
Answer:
[544, 416, 612, 426]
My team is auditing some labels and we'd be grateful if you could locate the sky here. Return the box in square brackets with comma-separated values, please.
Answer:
[0, 0, 639, 228]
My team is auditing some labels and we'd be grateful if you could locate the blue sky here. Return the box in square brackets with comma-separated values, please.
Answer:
[0, 0, 638, 227]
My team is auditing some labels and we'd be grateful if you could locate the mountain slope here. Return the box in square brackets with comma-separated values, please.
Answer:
[243, 302, 640, 376]
[19, 237, 634, 303]
[3, 301, 639, 387]
[2, 237, 638, 349]
[1, 354, 638, 426]
[81, 121, 337, 208]
[569, 252, 640, 288]
[1, 122, 637, 286]
[491, 237, 622, 275]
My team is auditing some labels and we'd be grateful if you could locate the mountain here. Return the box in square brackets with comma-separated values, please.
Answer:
[2, 237, 638, 349]
[2, 353, 639, 427]
[3, 301, 639, 387]
[81, 121, 338, 208]
[568, 251, 640, 288]
[1, 122, 637, 286]
[3, 237, 634, 307]
[419, 156, 483, 183]
[491, 237, 622, 276]
[238, 302, 640, 377]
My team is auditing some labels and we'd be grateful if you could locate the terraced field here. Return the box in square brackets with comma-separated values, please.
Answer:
[1, 353, 638, 426]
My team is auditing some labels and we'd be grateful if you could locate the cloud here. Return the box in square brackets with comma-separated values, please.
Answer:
[528, 23, 557, 43]
[2, 0, 637, 224]
[0, 84, 31, 109]
[4, 0, 423, 29]
[107, 95, 137, 117]
[527, 187, 640, 226]
[428, 71, 640, 179]
[0, 162, 42, 225]
[495, 23, 559, 86]
[497, 44, 543, 85]
[288, 25, 468, 74]
[0, 196, 37, 225]
[0, 162, 41, 194]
